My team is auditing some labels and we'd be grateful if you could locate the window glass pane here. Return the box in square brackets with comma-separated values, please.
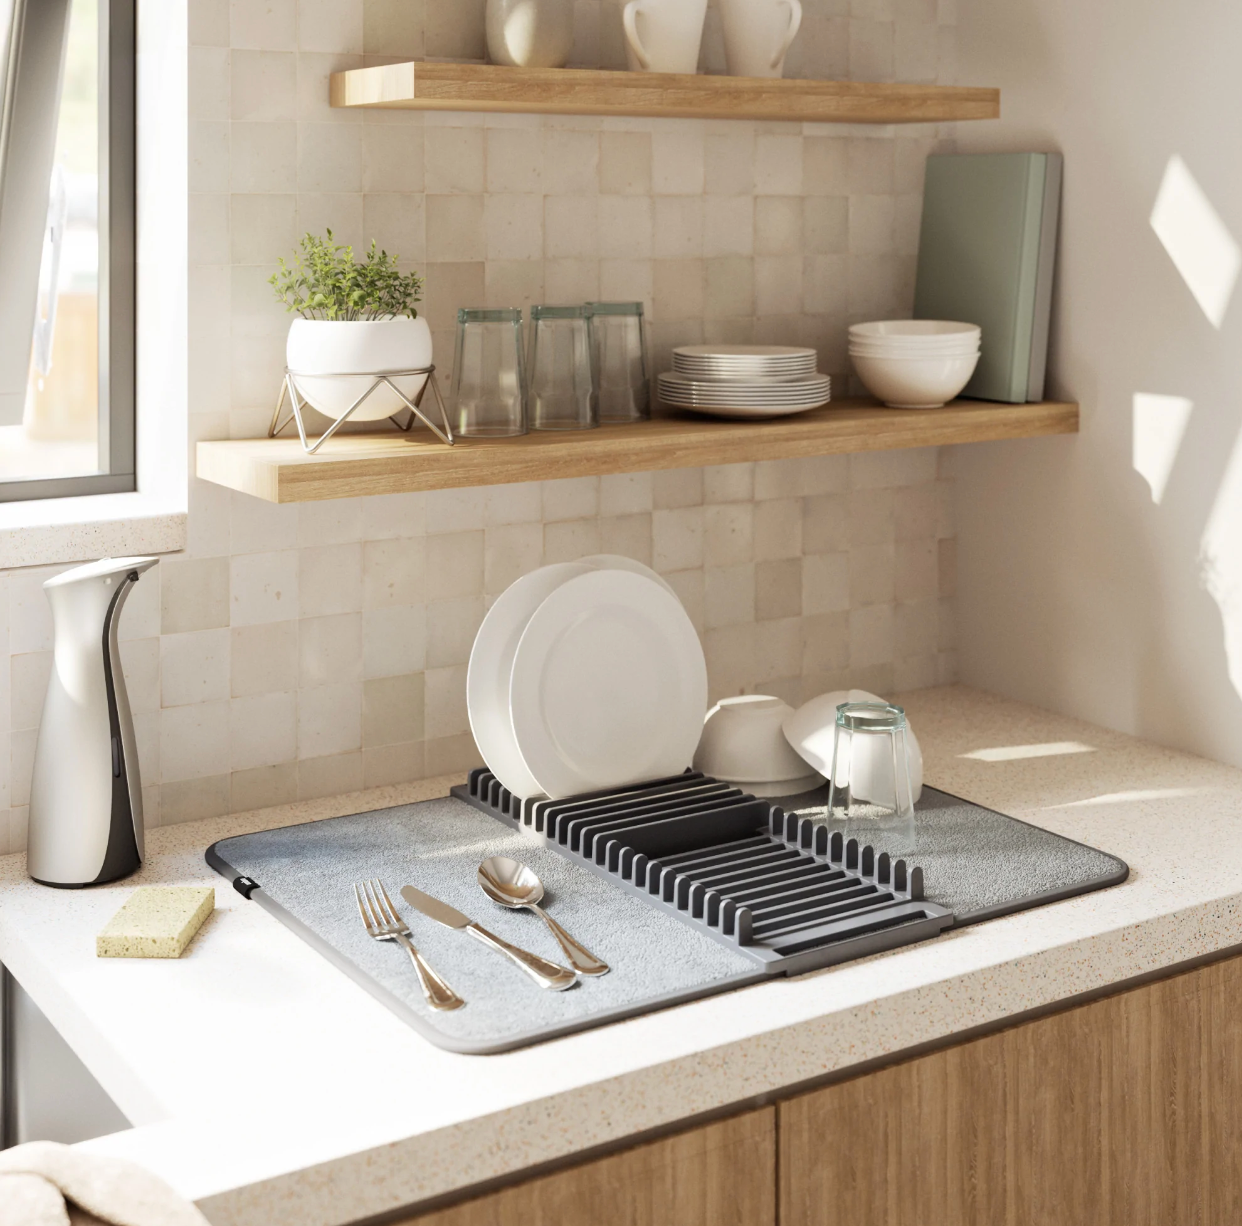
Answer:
[0, 0, 101, 484]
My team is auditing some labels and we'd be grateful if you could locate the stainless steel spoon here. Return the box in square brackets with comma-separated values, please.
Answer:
[477, 857, 610, 976]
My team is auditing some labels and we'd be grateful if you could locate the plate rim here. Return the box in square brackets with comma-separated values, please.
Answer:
[508, 570, 708, 798]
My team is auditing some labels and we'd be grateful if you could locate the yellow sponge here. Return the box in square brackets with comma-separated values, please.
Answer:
[96, 886, 215, 958]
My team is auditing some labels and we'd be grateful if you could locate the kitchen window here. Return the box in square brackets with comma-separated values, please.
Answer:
[0, 0, 134, 503]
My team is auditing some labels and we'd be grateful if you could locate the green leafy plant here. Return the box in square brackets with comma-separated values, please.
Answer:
[269, 230, 424, 321]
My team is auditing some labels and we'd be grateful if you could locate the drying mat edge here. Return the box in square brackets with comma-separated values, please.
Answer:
[927, 786, 1130, 926]
[205, 841, 766, 1056]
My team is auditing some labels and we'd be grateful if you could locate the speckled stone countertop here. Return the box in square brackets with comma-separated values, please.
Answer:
[3, 685, 1242, 1226]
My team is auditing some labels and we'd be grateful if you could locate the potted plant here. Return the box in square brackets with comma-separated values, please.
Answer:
[270, 230, 430, 423]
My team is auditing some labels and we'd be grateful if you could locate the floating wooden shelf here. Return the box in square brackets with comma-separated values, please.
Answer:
[197, 398, 1077, 504]
[329, 62, 999, 125]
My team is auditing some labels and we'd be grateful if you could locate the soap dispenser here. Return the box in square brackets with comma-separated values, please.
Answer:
[27, 556, 158, 887]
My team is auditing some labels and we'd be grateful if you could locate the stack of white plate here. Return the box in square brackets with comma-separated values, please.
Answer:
[848, 321, 982, 409]
[657, 344, 830, 420]
[467, 556, 709, 801]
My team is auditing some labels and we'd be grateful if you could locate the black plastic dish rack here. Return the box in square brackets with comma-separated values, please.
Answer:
[451, 768, 953, 977]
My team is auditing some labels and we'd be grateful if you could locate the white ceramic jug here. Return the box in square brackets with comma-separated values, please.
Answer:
[486, 0, 575, 68]
[622, 0, 708, 73]
[718, 0, 802, 77]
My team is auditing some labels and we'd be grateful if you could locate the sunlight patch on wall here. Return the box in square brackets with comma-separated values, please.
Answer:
[960, 741, 1096, 762]
[1132, 393, 1193, 504]
[1150, 155, 1241, 328]
[1201, 424, 1242, 700]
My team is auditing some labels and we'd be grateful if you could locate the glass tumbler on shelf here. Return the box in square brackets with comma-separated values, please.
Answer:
[528, 305, 598, 431]
[588, 301, 650, 423]
[450, 308, 527, 437]
[826, 702, 917, 853]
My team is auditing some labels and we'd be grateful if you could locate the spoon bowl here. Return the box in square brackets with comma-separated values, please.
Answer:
[478, 856, 545, 909]
[477, 856, 610, 976]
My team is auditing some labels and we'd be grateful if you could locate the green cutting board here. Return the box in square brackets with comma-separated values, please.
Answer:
[914, 153, 1060, 404]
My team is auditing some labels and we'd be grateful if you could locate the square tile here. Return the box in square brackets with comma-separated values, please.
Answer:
[363, 674, 425, 748]
[231, 621, 299, 697]
[299, 543, 363, 618]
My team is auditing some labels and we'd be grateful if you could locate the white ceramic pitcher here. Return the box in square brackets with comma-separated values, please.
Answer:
[622, 0, 708, 73]
[718, 0, 802, 77]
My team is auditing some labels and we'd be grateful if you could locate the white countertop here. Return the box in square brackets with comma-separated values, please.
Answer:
[4, 685, 1242, 1225]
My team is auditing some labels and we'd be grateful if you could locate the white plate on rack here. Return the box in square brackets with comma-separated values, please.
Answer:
[466, 562, 592, 799]
[509, 569, 708, 799]
[468, 556, 683, 799]
[579, 554, 677, 598]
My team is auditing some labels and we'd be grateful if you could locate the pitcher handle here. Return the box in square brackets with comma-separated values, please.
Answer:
[771, 0, 803, 69]
[623, 1, 653, 71]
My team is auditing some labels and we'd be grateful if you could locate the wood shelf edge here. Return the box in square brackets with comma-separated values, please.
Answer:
[328, 62, 1000, 124]
[196, 399, 1079, 504]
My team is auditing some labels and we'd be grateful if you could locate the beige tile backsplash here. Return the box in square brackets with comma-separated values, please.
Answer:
[0, 0, 960, 852]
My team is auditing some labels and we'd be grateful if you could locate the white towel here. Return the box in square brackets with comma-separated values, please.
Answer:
[0, 1142, 209, 1226]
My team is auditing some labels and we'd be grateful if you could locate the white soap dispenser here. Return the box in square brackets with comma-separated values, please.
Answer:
[27, 556, 158, 887]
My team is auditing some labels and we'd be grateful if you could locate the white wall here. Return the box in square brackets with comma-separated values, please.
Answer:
[0, 0, 964, 854]
[953, 0, 1242, 765]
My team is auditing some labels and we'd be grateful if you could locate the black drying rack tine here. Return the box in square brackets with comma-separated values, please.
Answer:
[453, 767, 954, 977]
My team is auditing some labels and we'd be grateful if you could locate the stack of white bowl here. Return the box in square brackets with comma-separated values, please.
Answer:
[848, 321, 982, 409]
[657, 344, 831, 419]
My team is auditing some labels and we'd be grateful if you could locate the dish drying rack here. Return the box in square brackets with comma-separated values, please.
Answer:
[453, 769, 953, 976]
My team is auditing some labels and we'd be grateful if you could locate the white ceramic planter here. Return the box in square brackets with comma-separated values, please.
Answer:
[285, 317, 432, 422]
[486, 0, 575, 67]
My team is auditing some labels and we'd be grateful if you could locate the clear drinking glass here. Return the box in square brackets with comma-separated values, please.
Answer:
[826, 702, 916, 848]
[528, 305, 597, 431]
[450, 308, 526, 437]
[588, 302, 650, 423]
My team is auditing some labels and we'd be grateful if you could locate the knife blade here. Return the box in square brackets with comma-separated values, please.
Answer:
[400, 884, 577, 991]
[401, 883, 471, 929]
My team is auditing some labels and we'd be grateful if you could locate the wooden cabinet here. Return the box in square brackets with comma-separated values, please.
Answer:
[779, 952, 1242, 1225]
[394, 952, 1242, 1226]
[402, 1107, 775, 1226]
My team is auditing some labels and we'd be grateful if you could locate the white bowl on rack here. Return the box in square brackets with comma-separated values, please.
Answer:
[694, 695, 825, 793]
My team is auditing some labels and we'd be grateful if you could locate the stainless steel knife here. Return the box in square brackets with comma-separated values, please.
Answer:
[400, 884, 577, 991]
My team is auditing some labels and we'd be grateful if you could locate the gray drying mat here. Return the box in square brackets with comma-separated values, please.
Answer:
[207, 786, 1127, 1055]
[207, 798, 762, 1055]
[787, 785, 1128, 923]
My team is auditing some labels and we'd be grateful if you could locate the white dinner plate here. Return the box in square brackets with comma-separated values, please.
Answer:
[509, 570, 708, 799]
[661, 377, 829, 389]
[669, 400, 828, 419]
[579, 554, 678, 598]
[659, 372, 830, 398]
[674, 344, 816, 359]
[659, 389, 831, 405]
[466, 561, 592, 798]
[670, 365, 814, 377]
[674, 362, 817, 377]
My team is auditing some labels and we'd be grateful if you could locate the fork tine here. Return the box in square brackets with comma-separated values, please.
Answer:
[365, 879, 389, 924]
[368, 878, 393, 926]
[354, 882, 377, 933]
[363, 880, 381, 928]
[357, 884, 380, 929]
[376, 880, 404, 928]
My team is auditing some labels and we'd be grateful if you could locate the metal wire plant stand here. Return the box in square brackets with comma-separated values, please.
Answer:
[269, 366, 455, 454]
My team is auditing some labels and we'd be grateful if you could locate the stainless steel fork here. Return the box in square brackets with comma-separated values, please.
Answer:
[354, 878, 465, 1012]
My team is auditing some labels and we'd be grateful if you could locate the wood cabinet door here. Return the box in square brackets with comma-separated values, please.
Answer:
[403, 1107, 775, 1226]
[779, 952, 1242, 1226]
